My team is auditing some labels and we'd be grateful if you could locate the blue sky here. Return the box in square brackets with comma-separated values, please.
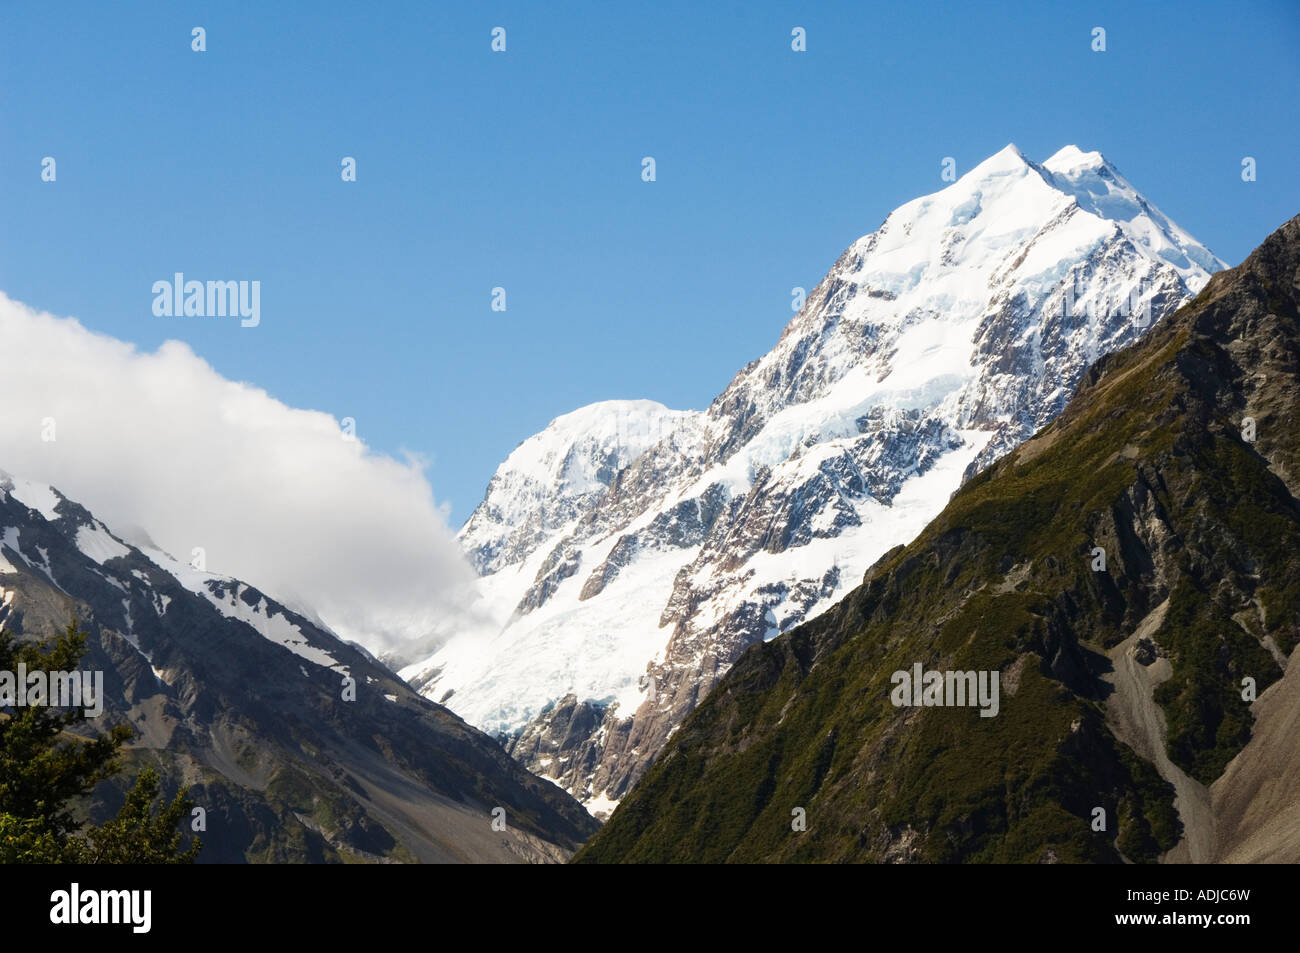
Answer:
[2, 0, 1297, 525]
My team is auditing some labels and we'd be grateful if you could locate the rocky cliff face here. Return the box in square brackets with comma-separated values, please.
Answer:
[575, 213, 1300, 863]
[0, 474, 598, 862]
[405, 145, 1225, 814]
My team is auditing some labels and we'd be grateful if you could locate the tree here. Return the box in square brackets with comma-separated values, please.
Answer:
[75, 767, 201, 863]
[0, 620, 200, 863]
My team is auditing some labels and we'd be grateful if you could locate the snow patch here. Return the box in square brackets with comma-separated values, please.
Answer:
[4, 478, 62, 522]
[139, 544, 347, 673]
[76, 522, 132, 565]
[585, 790, 621, 818]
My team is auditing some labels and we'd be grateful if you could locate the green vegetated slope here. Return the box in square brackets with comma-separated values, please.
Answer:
[576, 214, 1300, 864]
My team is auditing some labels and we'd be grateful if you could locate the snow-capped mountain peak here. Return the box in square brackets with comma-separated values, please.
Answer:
[408, 145, 1226, 814]
[1042, 143, 1104, 171]
[1039, 146, 1226, 282]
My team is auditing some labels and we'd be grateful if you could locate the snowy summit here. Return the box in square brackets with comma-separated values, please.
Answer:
[402, 145, 1225, 813]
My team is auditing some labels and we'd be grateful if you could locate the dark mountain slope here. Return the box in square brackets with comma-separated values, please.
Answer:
[0, 483, 598, 862]
[575, 213, 1300, 864]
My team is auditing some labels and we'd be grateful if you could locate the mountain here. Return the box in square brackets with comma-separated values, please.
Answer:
[0, 473, 598, 862]
[575, 213, 1300, 863]
[458, 400, 699, 578]
[403, 144, 1226, 814]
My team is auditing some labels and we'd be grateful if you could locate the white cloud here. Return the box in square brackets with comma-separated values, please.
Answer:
[0, 291, 483, 654]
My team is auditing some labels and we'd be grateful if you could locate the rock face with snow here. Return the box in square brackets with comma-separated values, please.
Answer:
[403, 145, 1225, 814]
[0, 472, 597, 861]
[458, 400, 698, 577]
[575, 214, 1300, 863]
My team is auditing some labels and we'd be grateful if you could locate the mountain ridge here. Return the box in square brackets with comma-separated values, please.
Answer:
[0, 472, 598, 862]
[574, 212, 1300, 862]
[407, 144, 1227, 814]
